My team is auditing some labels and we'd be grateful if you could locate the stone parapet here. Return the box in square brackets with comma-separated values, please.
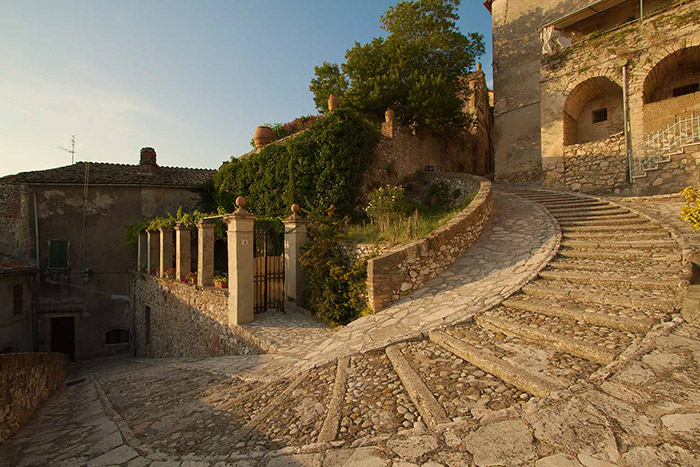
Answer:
[132, 273, 261, 358]
[367, 174, 493, 312]
[0, 352, 68, 442]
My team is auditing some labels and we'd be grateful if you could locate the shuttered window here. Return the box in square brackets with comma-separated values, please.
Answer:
[49, 240, 69, 269]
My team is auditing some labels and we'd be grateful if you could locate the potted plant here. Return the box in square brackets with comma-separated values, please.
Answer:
[163, 267, 175, 280]
[184, 271, 197, 285]
[213, 273, 228, 289]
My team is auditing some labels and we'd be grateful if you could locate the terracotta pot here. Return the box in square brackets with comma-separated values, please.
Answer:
[253, 126, 274, 148]
[214, 280, 228, 289]
[328, 94, 339, 111]
[385, 108, 395, 123]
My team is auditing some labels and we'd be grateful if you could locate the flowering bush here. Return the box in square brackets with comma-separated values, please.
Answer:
[163, 267, 175, 279]
[184, 271, 197, 283]
[681, 185, 700, 231]
[365, 185, 409, 231]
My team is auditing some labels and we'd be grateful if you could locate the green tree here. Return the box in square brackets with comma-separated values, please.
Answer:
[309, 0, 484, 132]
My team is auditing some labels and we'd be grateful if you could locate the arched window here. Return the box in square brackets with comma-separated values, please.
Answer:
[563, 77, 624, 145]
[644, 46, 700, 104]
[105, 329, 129, 345]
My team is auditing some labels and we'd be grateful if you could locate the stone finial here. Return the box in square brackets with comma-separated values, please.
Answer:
[236, 196, 247, 212]
[477, 62, 482, 71]
[328, 94, 340, 111]
[291, 203, 300, 215]
[253, 126, 274, 149]
[385, 108, 395, 123]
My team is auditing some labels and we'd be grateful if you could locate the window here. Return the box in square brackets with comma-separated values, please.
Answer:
[48, 240, 69, 269]
[145, 306, 151, 345]
[673, 83, 699, 98]
[13, 285, 22, 315]
[105, 329, 129, 345]
[592, 108, 608, 123]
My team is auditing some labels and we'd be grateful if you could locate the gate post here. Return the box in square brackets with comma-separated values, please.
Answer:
[175, 223, 191, 281]
[282, 204, 307, 308]
[224, 197, 257, 325]
[146, 230, 159, 275]
[196, 219, 215, 287]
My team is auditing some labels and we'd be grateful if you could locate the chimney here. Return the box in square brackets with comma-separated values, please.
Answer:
[140, 147, 157, 174]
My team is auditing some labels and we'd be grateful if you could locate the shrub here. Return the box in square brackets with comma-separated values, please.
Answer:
[681, 185, 700, 231]
[214, 109, 379, 218]
[299, 207, 369, 326]
[365, 185, 409, 231]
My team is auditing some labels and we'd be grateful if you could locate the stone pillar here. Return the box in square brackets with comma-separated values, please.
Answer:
[197, 219, 216, 287]
[146, 230, 159, 275]
[159, 228, 174, 277]
[224, 197, 256, 325]
[282, 204, 308, 308]
[175, 224, 191, 281]
[137, 231, 147, 271]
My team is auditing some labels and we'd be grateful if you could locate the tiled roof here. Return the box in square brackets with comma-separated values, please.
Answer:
[0, 254, 37, 275]
[0, 162, 216, 187]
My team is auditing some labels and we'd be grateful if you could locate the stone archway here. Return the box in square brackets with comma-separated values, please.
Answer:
[563, 77, 624, 146]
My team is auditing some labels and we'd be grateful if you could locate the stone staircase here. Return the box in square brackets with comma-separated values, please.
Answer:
[89, 190, 687, 456]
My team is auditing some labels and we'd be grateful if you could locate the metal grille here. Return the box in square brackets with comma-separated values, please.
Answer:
[253, 224, 285, 313]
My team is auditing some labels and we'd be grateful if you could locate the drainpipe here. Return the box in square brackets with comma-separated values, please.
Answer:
[639, 0, 644, 21]
[619, 58, 632, 182]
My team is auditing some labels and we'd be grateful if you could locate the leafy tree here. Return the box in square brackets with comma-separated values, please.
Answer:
[309, 0, 484, 132]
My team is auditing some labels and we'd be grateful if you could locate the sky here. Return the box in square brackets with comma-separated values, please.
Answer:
[0, 1, 493, 177]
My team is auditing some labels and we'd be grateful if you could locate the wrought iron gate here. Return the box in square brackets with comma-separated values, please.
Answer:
[253, 223, 285, 313]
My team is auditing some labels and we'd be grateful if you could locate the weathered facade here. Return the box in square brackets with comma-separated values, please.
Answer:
[0, 149, 215, 361]
[487, 0, 700, 193]
[0, 255, 37, 354]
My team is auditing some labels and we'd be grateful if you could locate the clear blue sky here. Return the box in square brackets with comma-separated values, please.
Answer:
[0, 1, 492, 177]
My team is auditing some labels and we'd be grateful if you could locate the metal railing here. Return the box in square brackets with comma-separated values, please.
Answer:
[630, 112, 700, 180]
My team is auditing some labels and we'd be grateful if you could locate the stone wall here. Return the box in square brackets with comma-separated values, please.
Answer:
[0, 352, 68, 442]
[132, 273, 261, 358]
[367, 174, 493, 312]
[0, 183, 32, 259]
[631, 144, 700, 195]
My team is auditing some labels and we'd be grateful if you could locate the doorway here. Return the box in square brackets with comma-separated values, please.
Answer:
[51, 317, 75, 361]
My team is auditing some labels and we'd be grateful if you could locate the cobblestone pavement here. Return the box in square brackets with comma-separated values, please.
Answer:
[1, 189, 699, 466]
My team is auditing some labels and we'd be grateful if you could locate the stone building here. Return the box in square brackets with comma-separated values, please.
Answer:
[0, 149, 215, 360]
[485, 0, 700, 193]
[0, 255, 37, 354]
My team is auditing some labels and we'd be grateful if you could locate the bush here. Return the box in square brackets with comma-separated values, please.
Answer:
[681, 185, 700, 231]
[299, 207, 369, 326]
[365, 185, 409, 231]
[214, 109, 379, 218]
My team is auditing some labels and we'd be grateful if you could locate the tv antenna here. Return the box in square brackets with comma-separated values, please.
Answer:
[59, 135, 76, 164]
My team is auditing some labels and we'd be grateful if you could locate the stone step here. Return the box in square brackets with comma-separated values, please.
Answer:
[562, 239, 677, 250]
[429, 330, 564, 398]
[563, 230, 670, 240]
[546, 205, 627, 216]
[386, 346, 449, 428]
[538, 270, 679, 291]
[521, 282, 676, 312]
[318, 357, 350, 442]
[548, 258, 683, 277]
[553, 212, 640, 222]
[562, 223, 665, 233]
[475, 315, 617, 365]
[558, 247, 681, 262]
[558, 217, 648, 227]
[502, 297, 655, 333]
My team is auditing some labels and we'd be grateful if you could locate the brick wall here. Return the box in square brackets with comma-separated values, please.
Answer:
[132, 273, 261, 358]
[367, 174, 493, 312]
[0, 352, 68, 442]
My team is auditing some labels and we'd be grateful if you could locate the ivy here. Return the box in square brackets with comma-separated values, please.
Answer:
[122, 206, 227, 245]
[213, 109, 379, 218]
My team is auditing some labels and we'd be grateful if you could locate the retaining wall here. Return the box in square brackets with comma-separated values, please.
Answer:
[367, 174, 493, 312]
[0, 352, 68, 442]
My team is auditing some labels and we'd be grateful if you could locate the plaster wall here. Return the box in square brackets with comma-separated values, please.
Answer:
[0, 273, 35, 353]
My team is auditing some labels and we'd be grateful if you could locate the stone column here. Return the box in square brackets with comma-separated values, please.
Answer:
[137, 231, 147, 271]
[175, 223, 191, 281]
[282, 204, 308, 308]
[197, 219, 216, 287]
[224, 197, 256, 326]
[159, 228, 174, 277]
[146, 230, 159, 275]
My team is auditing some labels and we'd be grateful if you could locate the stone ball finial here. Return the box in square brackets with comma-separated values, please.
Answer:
[385, 108, 395, 123]
[328, 94, 340, 111]
[236, 196, 247, 210]
[253, 126, 274, 149]
[477, 62, 482, 71]
[291, 203, 301, 215]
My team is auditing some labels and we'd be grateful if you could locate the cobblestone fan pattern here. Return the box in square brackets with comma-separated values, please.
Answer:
[292, 190, 560, 373]
[1, 189, 698, 466]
